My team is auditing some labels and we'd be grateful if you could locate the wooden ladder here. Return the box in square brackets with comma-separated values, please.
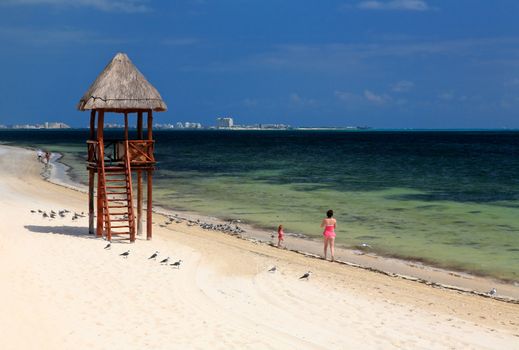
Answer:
[98, 140, 136, 242]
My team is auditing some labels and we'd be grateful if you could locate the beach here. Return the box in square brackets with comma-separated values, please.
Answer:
[1, 144, 518, 349]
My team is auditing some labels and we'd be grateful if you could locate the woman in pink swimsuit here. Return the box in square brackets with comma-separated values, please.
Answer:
[320, 209, 337, 261]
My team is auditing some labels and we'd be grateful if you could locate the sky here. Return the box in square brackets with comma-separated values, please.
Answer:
[0, 0, 518, 128]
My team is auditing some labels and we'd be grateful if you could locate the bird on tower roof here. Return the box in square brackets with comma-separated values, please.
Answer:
[77, 52, 167, 112]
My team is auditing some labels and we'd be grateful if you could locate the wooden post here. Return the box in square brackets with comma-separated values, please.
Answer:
[89, 110, 95, 140]
[124, 112, 129, 140]
[88, 110, 96, 234]
[96, 110, 105, 238]
[147, 110, 153, 140]
[147, 169, 153, 240]
[88, 169, 95, 234]
[137, 111, 143, 236]
[146, 110, 153, 240]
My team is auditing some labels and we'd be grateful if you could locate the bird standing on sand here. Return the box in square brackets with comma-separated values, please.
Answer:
[489, 288, 497, 296]
[160, 257, 170, 264]
[104, 243, 111, 250]
[170, 260, 182, 269]
[268, 266, 277, 273]
[148, 251, 159, 260]
[120, 250, 130, 258]
[299, 271, 312, 280]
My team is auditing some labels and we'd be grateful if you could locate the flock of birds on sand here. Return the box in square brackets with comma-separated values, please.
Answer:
[104, 243, 184, 269]
[31, 209, 86, 221]
[160, 215, 247, 236]
[29, 209, 500, 291]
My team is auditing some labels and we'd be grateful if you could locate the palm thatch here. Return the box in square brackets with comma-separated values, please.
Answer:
[77, 53, 167, 112]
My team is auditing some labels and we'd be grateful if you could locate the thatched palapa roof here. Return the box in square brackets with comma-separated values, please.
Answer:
[77, 53, 167, 112]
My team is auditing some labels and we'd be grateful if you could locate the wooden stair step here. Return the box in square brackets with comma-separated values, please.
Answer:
[108, 205, 130, 209]
[105, 179, 126, 182]
[110, 219, 131, 222]
[106, 186, 127, 189]
[107, 199, 128, 202]
[106, 192, 127, 195]
[110, 231, 131, 235]
[111, 225, 131, 228]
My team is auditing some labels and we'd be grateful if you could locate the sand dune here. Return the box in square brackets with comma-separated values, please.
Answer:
[0, 145, 518, 349]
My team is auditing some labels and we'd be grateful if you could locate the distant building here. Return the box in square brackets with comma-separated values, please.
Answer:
[46, 122, 70, 129]
[183, 122, 202, 129]
[9, 122, 70, 129]
[216, 117, 234, 128]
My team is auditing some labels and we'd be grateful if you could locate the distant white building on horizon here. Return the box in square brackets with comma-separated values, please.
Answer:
[216, 117, 234, 128]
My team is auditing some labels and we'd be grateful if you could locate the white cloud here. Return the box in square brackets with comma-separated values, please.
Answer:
[391, 80, 415, 92]
[364, 90, 392, 104]
[334, 90, 359, 102]
[1, 0, 151, 13]
[0, 25, 127, 45]
[357, 0, 430, 11]
[242, 98, 258, 107]
[335, 90, 393, 106]
[289, 93, 317, 107]
[161, 37, 199, 47]
[504, 78, 519, 87]
[438, 91, 454, 100]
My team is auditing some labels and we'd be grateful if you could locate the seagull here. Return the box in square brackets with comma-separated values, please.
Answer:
[489, 288, 497, 296]
[170, 260, 182, 269]
[37, 209, 42, 213]
[148, 251, 159, 260]
[268, 266, 277, 273]
[42, 212, 48, 218]
[30, 210, 36, 213]
[299, 271, 312, 280]
[120, 250, 130, 258]
[104, 243, 111, 250]
[160, 257, 170, 264]
[360, 243, 371, 248]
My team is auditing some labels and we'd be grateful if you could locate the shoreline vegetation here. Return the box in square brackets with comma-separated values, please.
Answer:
[1, 144, 519, 349]
[40, 145, 519, 301]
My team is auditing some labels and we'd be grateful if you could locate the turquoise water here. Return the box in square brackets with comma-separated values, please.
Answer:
[2, 129, 518, 281]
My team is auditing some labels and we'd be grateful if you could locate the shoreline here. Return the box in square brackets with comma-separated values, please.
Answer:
[40, 145, 519, 301]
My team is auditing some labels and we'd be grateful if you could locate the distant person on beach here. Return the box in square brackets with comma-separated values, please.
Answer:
[36, 149, 44, 162]
[321, 209, 336, 261]
[277, 224, 285, 248]
[44, 151, 51, 164]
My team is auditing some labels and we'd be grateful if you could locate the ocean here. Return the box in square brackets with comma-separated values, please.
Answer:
[1, 129, 518, 281]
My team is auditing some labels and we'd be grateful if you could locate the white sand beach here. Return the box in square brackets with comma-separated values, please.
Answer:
[0, 145, 518, 350]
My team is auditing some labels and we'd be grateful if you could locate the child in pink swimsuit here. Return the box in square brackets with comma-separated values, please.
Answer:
[320, 209, 337, 261]
[277, 224, 284, 248]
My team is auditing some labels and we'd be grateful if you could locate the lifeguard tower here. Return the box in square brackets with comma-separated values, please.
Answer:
[77, 53, 167, 242]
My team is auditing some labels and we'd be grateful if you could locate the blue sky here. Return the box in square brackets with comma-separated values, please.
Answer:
[0, 0, 518, 128]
